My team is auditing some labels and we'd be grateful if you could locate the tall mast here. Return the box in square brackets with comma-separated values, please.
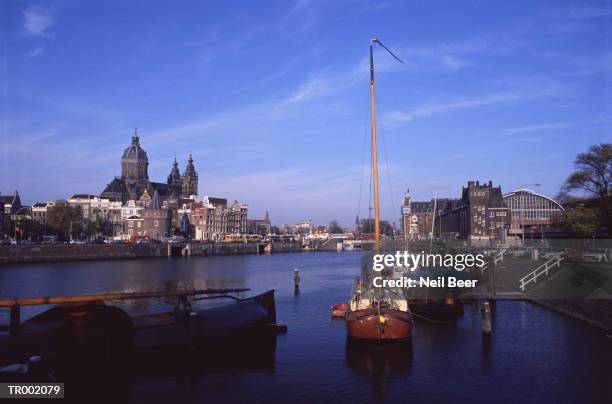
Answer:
[369, 37, 404, 254]
[369, 38, 381, 254]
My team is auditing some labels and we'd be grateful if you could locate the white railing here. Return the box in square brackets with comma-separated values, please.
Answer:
[493, 248, 507, 266]
[519, 253, 564, 291]
[480, 248, 507, 274]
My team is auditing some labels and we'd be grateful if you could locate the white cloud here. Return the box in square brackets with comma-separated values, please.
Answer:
[382, 82, 563, 128]
[504, 122, 571, 134]
[23, 7, 53, 36]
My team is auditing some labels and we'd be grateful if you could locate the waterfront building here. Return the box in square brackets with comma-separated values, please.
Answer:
[121, 200, 145, 221]
[194, 197, 227, 241]
[280, 220, 314, 237]
[400, 189, 448, 240]
[1, 190, 22, 219]
[32, 203, 48, 225]
[192, 197, 249, 240]
[1, 191, 24, 238]
[123, 215, 144, 238]
[140, 208, 172, 240]
[502, 189, 565, 236]
[228, 201, 249, 235]
[248, 211, 271, 236]
[437, 180, 511, 241]
[101, 130, 199, 203]
[68, 195, 122, 222]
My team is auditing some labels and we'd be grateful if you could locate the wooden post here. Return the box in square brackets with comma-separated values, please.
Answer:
[188, 312, 198, 350]
[293, 268, 300, 293]
[9, 304, 20, 338]
[482, 301, 492, 335]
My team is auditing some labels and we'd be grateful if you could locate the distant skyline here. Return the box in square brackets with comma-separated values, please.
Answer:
[1, 0, 610, 226]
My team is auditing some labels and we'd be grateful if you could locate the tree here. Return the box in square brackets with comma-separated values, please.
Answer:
[327, 220, 344, 234]
[562, 143, 612, 234]
[47, 203, 81, 241]
[359, 219, 394, 236]
[553, 205, 599, 237]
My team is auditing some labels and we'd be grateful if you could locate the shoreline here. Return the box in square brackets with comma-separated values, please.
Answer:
[528, 298, 612, 333]
[0, 242, 306, 264]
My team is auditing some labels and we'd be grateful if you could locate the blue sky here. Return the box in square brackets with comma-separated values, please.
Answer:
[1, 0, 610, 226]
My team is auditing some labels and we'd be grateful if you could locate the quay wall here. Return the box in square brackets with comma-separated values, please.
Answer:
[530, 299, 612, 333]
[0, 241, 303, 263]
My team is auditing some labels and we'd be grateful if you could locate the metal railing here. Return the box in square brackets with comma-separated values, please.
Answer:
[519, 253, 564, 291]
[480, 248, 507, 274]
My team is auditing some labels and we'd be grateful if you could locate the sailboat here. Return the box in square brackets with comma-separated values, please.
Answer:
[346, 37, 413, 342]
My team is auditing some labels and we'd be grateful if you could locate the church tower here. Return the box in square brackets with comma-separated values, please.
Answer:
[167, 157, 182, 187]
[182, 154, 198, 197]
[121, 129, 149, 181]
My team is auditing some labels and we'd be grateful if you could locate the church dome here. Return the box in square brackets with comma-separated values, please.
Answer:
[122, 130, 148, 161]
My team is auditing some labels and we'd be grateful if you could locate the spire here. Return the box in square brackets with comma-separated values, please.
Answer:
[167, 155, 182, 186]
[132, 127, 139, 145]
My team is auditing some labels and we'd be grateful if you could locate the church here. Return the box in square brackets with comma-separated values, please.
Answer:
[101, 130, 198, 203]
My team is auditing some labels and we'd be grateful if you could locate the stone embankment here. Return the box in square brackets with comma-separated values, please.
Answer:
[0, 241, 303, 263]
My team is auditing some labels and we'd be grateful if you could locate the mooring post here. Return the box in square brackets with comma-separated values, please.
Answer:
[294, 268, 300, 292]
[482, 301, 492, 335]
[9, 304, 21, 338]
[188, 312, 198, 350]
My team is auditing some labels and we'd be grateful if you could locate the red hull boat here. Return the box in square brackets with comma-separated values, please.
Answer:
[345, 38, 412, 343]
[346, 307, 412, 342]
[331, 303, 349, 318]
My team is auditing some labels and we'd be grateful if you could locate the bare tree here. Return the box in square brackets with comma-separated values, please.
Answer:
[562, 143, 611, 234]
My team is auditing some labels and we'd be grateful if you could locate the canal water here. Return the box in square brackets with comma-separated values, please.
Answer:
[0, 252, 611, 403]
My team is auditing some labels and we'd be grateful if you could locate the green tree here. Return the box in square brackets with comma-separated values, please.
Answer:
[562, 143, 612, 234]
[327, 220, 344, 234]
[47, 203, 81, 241]
[359, 219, 394, 236]
[553, 205, 599, 237]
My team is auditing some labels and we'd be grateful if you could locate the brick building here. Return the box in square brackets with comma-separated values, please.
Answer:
[437, 180, 511, 241]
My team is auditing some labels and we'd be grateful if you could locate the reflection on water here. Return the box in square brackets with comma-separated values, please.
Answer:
[1, 253, 611, 403]
[345, 340, 413, 400]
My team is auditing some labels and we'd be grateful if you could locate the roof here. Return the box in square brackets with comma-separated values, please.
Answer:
[102, 178, 128, 194]
[503, 189, 565, 211]
[207, 197, 228, 208]
[122, 133, 148, 161]
[71, 194, 97, 199]
[410, 201, 433, 214]
[0, 196, 14, 204]
[13, 206, 31, 216]
[33, 202, 47, 208]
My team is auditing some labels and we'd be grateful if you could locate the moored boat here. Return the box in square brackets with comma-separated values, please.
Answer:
[347, 277, 412, 342]
[0, 288, 279, 365]
[331, 303, 349, 318]
[345, 37, 412, 343]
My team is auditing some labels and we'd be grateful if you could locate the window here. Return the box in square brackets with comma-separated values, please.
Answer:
[154, 220, 159, 227]
[129, 221, 133, 228]
[137, 222, 142, 228]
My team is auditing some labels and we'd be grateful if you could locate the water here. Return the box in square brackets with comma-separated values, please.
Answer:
[1, 252, 611, 403]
